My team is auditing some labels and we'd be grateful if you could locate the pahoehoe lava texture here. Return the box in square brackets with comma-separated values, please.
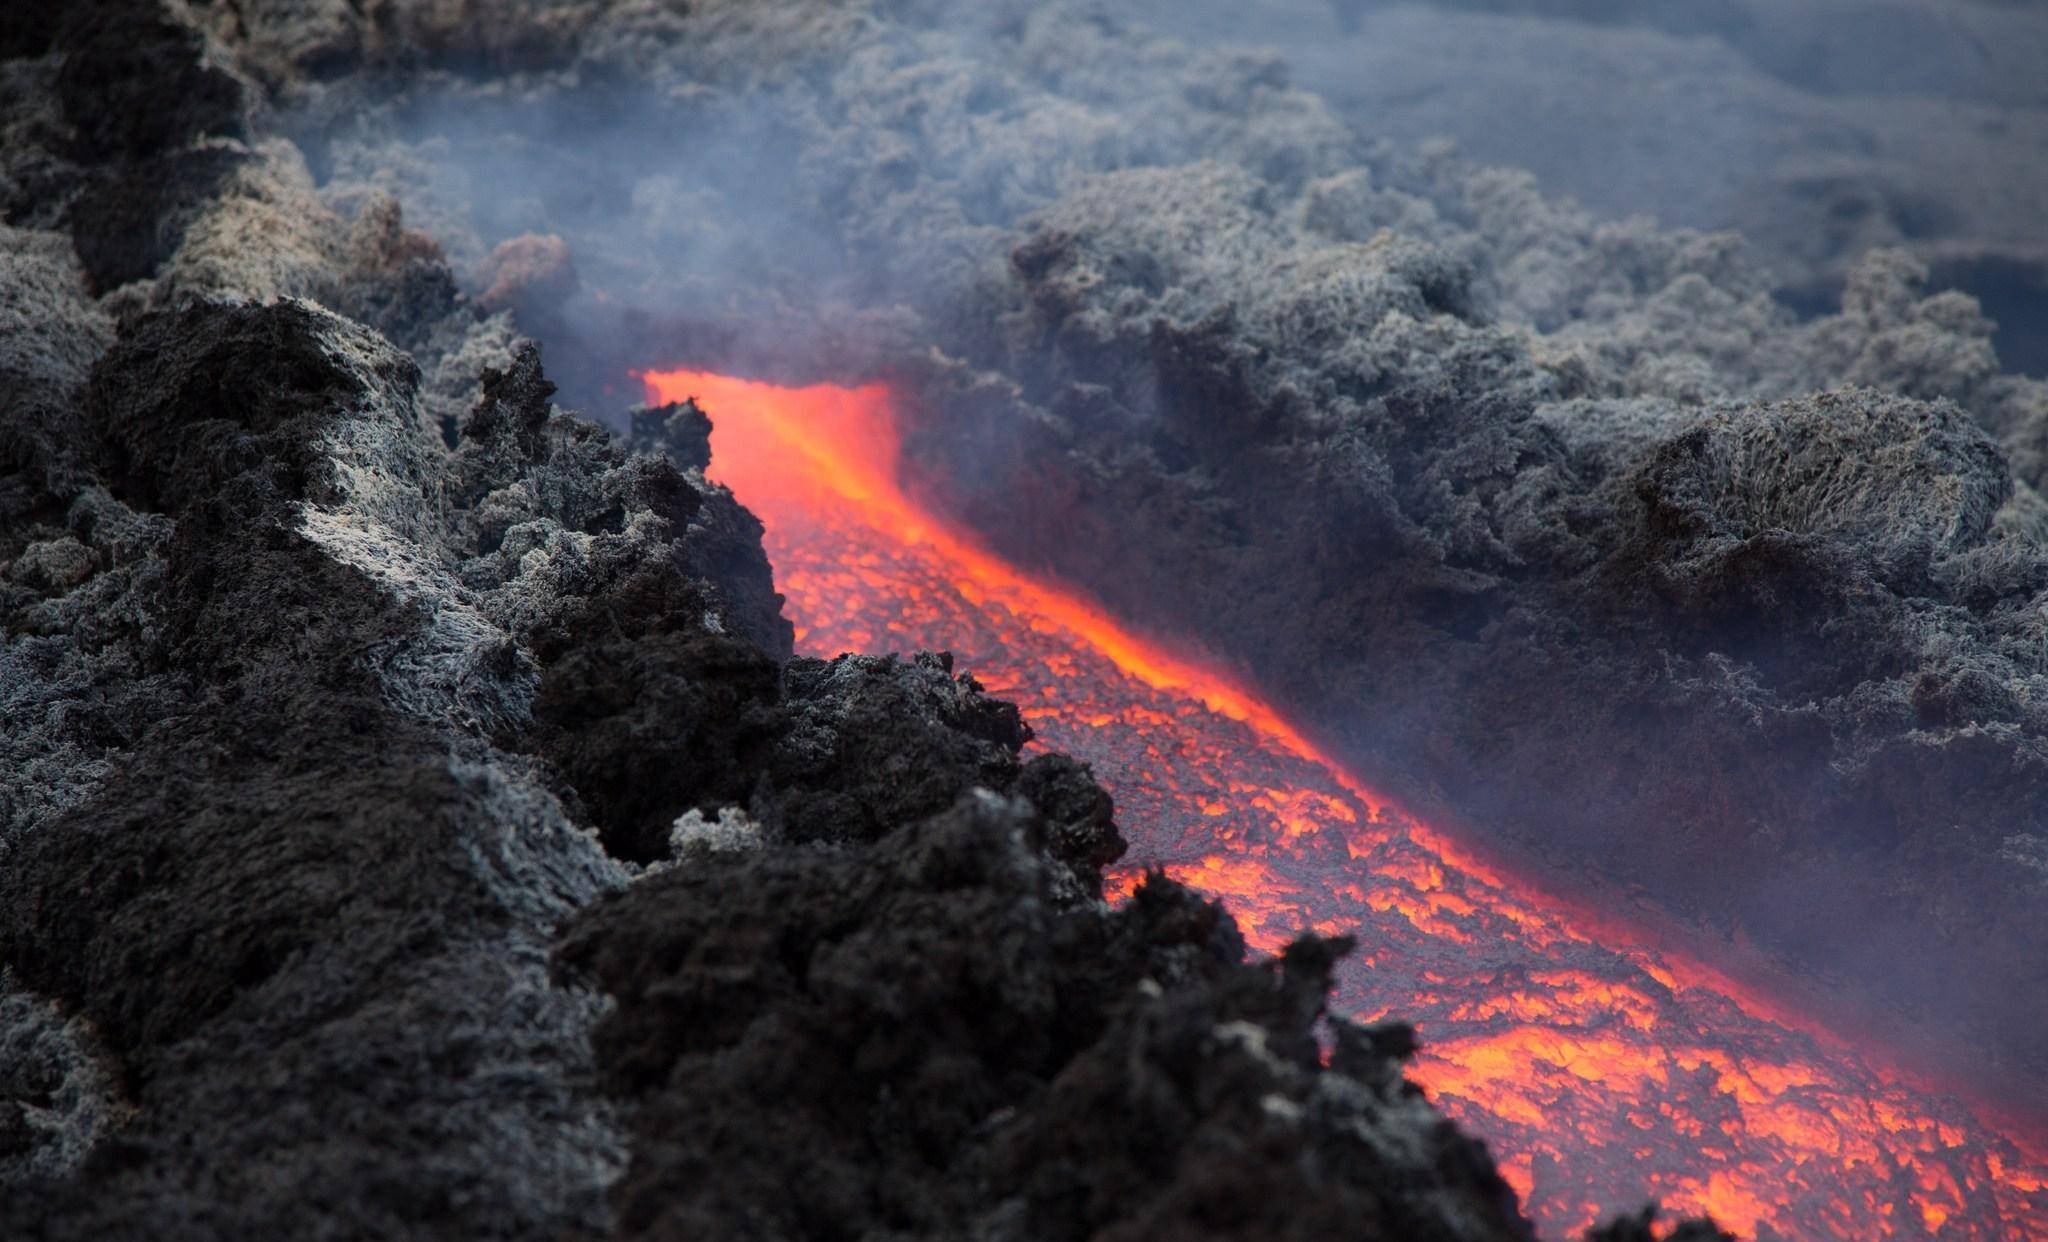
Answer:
[0, 4, 1733, 1239]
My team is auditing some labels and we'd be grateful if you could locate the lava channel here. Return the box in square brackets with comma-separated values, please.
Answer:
[643, 367, 2048, 1240]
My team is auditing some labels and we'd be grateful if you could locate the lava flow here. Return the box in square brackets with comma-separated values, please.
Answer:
[643, 368, 2048, 1240]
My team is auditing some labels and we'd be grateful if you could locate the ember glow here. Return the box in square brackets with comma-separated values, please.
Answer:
[643, 368, 2048, 1239]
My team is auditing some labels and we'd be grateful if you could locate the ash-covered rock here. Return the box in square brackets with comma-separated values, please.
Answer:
[0, 292, 629, 1238]
[921, 183, 2048, 1089]
[768, 651, 1027, 844]
[1, 39, 793, 1218]
[0, 969, 128, 1185]
[1617, 391, 2011, 606]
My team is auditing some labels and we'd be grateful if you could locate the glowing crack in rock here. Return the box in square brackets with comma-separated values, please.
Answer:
[644, 368, 2048, 1240]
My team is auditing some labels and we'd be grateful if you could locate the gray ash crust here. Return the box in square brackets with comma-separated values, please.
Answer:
[1193, 0, 2048, 369]
[234, 0, 2048, 1103]
[1, 277, 626, 1232]
[0, 7, 1720, 1240]
[901, 201, 2048, 1099]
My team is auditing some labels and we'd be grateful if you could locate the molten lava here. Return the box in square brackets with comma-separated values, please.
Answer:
[643, 368, 2048, 1240]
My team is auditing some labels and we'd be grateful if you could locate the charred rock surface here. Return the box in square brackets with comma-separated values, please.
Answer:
[52, 3, 243, 164]
[556, 796, 1532, 1242]
[767, 651, 1029, 847]
[5, 0, 247, 296]
[0, 289, 629, 1237]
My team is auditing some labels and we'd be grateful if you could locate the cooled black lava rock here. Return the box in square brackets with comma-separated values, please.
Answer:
[1, 296, 629, 1239]
[556, 794, 1534, 1242]
[84, 299, 397, 517]
[629, 401, 713, 474]
[768, 650, 1029, 846]
[1016, 749, 1127, 892]
[62, 146, 249, 294]
[53, 0, 243, 162]
[445, 344, 792, 663]
[533, 628, 784, 862]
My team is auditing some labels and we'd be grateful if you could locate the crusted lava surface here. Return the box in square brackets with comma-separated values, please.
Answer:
[900, 215, 2048, 1103]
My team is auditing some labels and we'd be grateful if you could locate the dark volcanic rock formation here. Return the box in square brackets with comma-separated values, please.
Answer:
[557, 801, 1532, 1242]
[1, 286, 629, 1236]
[0, 4, 1692, 1238]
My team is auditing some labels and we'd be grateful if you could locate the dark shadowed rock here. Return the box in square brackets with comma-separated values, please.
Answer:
[2, 298, 629, 1239]
[556, 795, 1536, 1242]
[533, 628, 783, 862]
[62, 146, 249, 293]
[769, 651, 1029, 845]
[54, 1, 243, 162]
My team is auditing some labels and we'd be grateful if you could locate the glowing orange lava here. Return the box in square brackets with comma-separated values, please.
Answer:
[644, 367, 2048, 1240]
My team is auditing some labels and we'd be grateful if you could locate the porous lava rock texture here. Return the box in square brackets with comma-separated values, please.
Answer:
[912, 181, 2048, 1101]
[556, 803, 1530, 1242]
[0, 4, 1713, 1239]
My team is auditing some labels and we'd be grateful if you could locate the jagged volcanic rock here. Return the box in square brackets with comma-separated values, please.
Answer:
[557, 809, 1530, 1241]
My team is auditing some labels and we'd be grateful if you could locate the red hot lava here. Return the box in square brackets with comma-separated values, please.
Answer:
[643, 368, 2048, 1240]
